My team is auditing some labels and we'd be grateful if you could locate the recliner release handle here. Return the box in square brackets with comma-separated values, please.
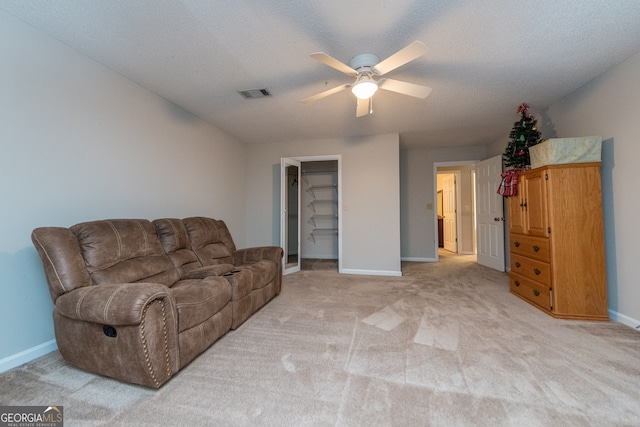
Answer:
[103, 325, 117, 338]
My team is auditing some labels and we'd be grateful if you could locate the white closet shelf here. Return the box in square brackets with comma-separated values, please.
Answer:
[308, 214, 338, 227]
[307, 184, 337, 189]
[309, 228, 338, 243]
[306, 184, 337, 198]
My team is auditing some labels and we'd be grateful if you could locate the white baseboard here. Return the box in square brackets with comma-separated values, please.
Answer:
[301, 255, 338, 260]
[609, 309, 640, 330]
[401, 257, 437, 262]
[341, 269, 403, 277]
[0, 340, 58, 373]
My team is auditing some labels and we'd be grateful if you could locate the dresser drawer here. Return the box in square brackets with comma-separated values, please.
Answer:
[510, 273, 551, 311]
[510, 254, 551, 285]
[510, 233, 550, 262]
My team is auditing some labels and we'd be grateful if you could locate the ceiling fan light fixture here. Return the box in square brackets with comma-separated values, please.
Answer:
[351, 76, 378, 99]
[304, 41, 430, 116]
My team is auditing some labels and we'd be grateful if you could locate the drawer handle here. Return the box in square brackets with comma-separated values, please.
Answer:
[514, 241, 520, 248]
[533, 268, 541, 275]
[533, 290, 540, 297]
[515, 262, 521, 268]
[533, 245, 540, 252]
[514, 281, 520, 287]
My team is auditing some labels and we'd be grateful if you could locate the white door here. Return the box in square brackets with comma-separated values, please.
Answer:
[475, 155, 505, 271]
[442, 174, 458, 253]
[280, 158, 301, 275]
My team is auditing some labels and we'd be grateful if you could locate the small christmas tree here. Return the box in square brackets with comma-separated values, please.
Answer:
[502, 103, 542, 169]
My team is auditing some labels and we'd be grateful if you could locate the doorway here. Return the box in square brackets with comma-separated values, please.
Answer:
[281, 155, 342, 274]
[433, 157, 506, 272]
[435, 162, 477, 259]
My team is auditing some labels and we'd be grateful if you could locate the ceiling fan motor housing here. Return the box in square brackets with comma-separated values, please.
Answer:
[349, 54, 380, 74]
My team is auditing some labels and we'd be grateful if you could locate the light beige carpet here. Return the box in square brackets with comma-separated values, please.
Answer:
[2, 252, 639, 426]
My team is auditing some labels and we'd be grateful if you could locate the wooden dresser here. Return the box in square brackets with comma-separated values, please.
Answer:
[508, 162, 608, 320]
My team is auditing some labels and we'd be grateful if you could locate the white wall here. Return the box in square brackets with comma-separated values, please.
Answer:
[245, 134, 402, 275]
[400, 145, 487, 261]
[545, 51, 640, 326]
[0, 11, 247, 368]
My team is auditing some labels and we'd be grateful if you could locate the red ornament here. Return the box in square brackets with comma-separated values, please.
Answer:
[518, 150, 525, 155]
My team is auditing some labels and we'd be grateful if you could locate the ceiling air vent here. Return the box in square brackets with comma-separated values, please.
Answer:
[239, 88, 272, 99]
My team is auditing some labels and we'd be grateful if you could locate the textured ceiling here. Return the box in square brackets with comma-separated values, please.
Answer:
[3, 0, 640, 149]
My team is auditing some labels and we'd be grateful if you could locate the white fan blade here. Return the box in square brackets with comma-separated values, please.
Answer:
[356, 97, 372, 117]
[373, 41, 428, 76]
[300, 84, 350, 104]
[310, 52, 358, 76]
[379, 78, 432, 99]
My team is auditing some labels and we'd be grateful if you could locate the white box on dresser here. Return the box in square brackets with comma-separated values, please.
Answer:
[529, 136, 602, 169]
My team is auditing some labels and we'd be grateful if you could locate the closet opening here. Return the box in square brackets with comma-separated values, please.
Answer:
[281, 156, 342, 275]
[301, 160, 339, 271]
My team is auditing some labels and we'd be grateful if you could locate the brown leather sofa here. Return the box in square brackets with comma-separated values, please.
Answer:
[31, 217, 283, 388]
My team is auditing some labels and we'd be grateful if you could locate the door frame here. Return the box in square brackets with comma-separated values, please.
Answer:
[281, 154, 343, 274]
[433, 161, 478, 262]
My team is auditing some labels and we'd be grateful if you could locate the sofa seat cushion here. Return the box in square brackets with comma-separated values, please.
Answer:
[169, 277, 231, 332]
[236, 260, 277, 290]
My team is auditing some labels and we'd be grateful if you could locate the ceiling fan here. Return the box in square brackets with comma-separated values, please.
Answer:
[301, 41, 432, 117]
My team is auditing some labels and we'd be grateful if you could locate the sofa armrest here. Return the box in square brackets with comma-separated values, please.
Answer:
[233, 246, 283, 266]
[55, 282, 174, 326]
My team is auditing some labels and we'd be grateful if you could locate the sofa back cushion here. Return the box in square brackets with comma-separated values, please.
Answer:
[214, 220, 237, 253]
[183, 217, 236, 266]
[70, 219, 179, 287]
[153, 218, 204, 277]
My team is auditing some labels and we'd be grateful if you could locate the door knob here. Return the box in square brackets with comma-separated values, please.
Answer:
[494, 217, 505, 222]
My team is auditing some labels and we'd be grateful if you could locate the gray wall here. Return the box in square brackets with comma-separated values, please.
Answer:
[245, 134, 402, 275]
[0, 11, 247, 368]
[400, 145, 487, 260]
